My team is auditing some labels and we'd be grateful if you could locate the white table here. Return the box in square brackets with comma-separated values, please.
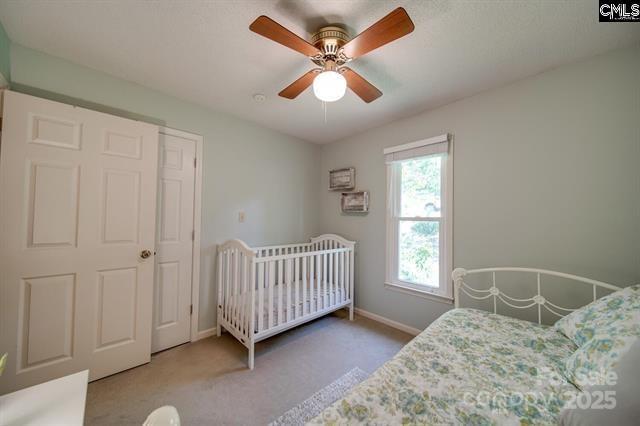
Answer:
[0, 370, 88, 426]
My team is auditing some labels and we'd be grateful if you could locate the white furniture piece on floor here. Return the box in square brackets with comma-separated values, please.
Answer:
[0, 370, 88, 426]
[217, 234, 356, 369]
[144, 405, 181, 426]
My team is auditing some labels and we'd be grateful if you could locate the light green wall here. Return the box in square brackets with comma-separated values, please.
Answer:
[0, 20, 9, 83]
[319, 45, 640, 330]
[10, 44, 321, 332]
[8, 42, 640, 334]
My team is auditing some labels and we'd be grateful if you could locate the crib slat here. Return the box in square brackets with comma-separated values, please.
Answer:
[302, 255, 307, 316]
[228, 250, 233, 325]
[334, 247, 338, 305]
[329, 250, 333, 307]
[317, 253, 322, 310]
[341, 251, 346, 303]
[335, 250, 340, 305]
[294, 256, 300, 319]
[232, 250, 237, 327]
[286, 258, 292, 322]
[240, 251, 246, 329]
[221, 251, 226, 322]
[225, 250, 231, 322]
[333, 253, 340, 305]
[227, 250, 235, 324]
[345, 249, 350, 302]
[333, 248, 341, 304]
[313, 250, 322, 311]
[236, 252, 242, 330]
[323, 252, 328, 308]
[327, 244, 335, 306]
[333, 250, 338, 305]
[241, 253, 247, 333]
[319, 252, 324, 310]
[336, 251, 341, 304]
[268, 261, 275, 329]
[314, 251, 319, 311]
[230, 250, 236, 324]
[217, 251, 223, 329]
[258, 262, 264, 333]
[240, 254, 247, 334]
[236, 249, 242, 327]
[278, 259, 284, 325]
[310, 253, 316, 313]
[233, 249, 240, 327]
[349, 249, 354, 302]
[249, 261, 256, 338]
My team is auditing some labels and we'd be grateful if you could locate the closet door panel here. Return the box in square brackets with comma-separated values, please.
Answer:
[151, 130, 196, 353]
[0, 91, 158, 394]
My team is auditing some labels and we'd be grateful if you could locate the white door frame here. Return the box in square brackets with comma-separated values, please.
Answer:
[158, 126, 203, 343]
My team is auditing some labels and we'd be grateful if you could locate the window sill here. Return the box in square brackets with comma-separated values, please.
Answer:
[384, 281, 454, 305]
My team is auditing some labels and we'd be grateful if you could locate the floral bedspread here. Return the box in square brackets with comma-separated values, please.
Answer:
[311, 308, 579, 425]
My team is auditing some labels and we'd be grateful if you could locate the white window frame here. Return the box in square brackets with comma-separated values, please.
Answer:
[384, 134, 454, 303]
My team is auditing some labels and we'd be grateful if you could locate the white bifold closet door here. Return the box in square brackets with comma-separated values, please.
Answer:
[0, 91, 159, 394]
[152, 130, 196, 353]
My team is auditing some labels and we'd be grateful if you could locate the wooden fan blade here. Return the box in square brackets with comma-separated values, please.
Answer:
[341, 7, 414, 59]
[341, 67, 382, 103]
[279, 70, 318, 99]
[250, 16, 321, 57]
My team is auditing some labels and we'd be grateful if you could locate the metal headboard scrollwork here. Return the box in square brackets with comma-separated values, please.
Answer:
[452, 267, 622, 325]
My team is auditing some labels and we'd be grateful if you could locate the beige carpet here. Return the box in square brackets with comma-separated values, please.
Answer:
[85, 310, 413, 425]
[269, 367, 368, 426]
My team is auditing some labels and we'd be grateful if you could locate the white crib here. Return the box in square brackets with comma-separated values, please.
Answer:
[216, 234, 355, 369]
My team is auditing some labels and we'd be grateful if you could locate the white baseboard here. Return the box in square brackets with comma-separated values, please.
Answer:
[195, 311, 420, 341]
[354, 308, 421, 336]
[193, 327, 216, 341]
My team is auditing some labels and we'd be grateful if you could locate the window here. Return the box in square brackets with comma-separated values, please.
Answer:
[385, 134, 453, 301]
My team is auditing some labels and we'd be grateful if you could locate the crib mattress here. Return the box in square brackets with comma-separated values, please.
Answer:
[255, 281, 346, 331]
[222, 281, 347, 333]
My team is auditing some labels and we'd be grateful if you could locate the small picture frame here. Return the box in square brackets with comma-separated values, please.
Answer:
[329, 167, 355, 191]
[341, 191, 369, 213]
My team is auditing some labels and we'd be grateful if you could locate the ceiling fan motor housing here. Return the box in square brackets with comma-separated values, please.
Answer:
[310, 26, 350, 67]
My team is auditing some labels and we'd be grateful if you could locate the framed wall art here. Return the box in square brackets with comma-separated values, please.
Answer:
[341, 191, 369, 213]
[329, 167, 355, 190]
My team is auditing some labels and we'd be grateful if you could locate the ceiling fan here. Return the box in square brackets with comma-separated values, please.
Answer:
[249, 7, 414, 103]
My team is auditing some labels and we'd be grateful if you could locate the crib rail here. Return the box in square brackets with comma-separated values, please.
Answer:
[452, 267, 622, 324]
[254, 242, 314, 258]
[253, 247, 352, 334]
[217, 234, 355, 369]
[217, 240, 255, 346]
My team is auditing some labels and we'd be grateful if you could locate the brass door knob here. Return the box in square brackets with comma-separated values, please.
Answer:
[140, 249, 153, 259]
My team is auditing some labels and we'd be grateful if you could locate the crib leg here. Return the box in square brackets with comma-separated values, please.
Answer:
[349, 301, 354, 321]
[216, 323, 221, 337]
[248, 343, 255, 370]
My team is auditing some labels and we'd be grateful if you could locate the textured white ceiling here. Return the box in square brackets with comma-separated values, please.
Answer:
[1, 1, 639, 144]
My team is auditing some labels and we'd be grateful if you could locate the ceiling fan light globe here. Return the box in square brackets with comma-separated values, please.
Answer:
[313, 71, 347, 102]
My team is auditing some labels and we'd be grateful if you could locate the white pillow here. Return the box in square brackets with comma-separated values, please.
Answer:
[559, 340, 640, 426]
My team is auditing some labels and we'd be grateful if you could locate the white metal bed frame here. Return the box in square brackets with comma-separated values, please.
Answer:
[452, 267, 622, 324]
[217, 234, 355, 369]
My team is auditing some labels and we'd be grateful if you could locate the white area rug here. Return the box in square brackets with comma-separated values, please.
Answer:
[269, 367, 368, 426]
